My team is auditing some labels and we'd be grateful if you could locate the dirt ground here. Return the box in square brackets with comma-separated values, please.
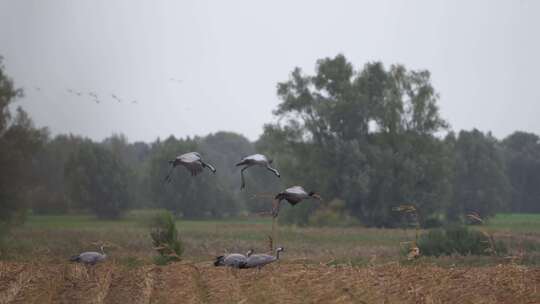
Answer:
[1, 261, 539, 304]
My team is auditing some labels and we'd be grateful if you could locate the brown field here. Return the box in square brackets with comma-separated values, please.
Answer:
[2, 214, 540, 303]
[1, 260, 539, 304]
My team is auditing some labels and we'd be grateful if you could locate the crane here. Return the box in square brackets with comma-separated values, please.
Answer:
[235, 154, 280, 189]
[214, 249, 254, 268]
[69, 245, 107, 265]
[242, 247, 284, 269]
[272, 186, 321, 217]
[164, 152, 216, 183]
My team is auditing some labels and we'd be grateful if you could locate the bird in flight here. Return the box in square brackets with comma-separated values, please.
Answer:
[164, 152, 216, 183]
[272, 186, 321, 217]
[111, 94, 122, 103]
[235, 154, 280, 190]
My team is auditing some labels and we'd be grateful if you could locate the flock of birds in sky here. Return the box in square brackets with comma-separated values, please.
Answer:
[70, 152, 322, 269]
[31, 77, 183, 105]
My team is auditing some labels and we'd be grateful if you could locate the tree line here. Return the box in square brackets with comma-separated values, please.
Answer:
[1, 55, 540, 228]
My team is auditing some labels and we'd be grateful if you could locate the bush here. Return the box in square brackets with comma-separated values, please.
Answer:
[149, 211, 183, 264]
[417, 225, 507, 257]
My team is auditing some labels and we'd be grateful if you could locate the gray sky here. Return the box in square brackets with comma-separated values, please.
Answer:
[0, 0, 539, 142]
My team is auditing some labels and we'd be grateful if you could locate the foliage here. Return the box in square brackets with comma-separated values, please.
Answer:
[149, 211, 183, 263]
[447, 130, 510, 221]
[0, 56, 46, 237]
[262, 54, 451, 227]
[417, 225, 507, 257]
[502, 131, 540, 213]
[2, 54, 540, 227]
[64, 141, 132, 218]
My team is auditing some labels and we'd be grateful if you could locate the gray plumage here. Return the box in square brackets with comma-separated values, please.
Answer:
[214, 249, 254, 268]
[273, 186, 321, 217]
[235, 154, 280, 189]
[243, 247, 284, 269]
[164, 152, 216, 183]
[70, 246, 107, 265]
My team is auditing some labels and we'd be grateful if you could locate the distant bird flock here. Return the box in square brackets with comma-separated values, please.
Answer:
[70, 151, 320, 271]
[30, 76, 184, 105]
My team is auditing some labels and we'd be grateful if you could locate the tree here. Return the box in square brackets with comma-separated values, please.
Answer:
[30, 134, 88, 214]
[261, 54, 450, 227]
[0, 56, 46, 232]
[65, 141, 132, 218]
[502, 131, 540, 212]
[448, 130, 510, 220]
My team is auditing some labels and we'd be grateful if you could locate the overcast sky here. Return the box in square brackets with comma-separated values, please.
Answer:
[0, 0, 538, 142]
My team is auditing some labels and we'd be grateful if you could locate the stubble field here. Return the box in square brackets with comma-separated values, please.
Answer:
[1, 213, 540, 303]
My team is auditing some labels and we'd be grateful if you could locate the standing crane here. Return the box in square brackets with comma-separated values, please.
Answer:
[214, 249, 254, 268]
[69, 245, 107, 265]
[235, 154, 280, 189]
[164, 152, 216, 183]
[242, 247, 284, 269]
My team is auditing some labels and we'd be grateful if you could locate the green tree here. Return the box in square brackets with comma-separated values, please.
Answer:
[448, 130, 510, 220]
[30, 134, 87, 214]
[502, 131, 540, 213]
[0, 57, 46, 233]
[261, 55, 451, 227]
[64, 141, 132, 218]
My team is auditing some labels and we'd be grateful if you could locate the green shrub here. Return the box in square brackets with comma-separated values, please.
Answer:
[417, 225, 507, 257]
[149, 211, 183, 264]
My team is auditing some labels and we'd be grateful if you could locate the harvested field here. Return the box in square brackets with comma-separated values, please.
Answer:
[1, 261, 539, 304]
[2, 214, 540, 303]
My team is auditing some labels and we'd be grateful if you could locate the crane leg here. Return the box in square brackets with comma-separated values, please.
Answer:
[163, 166, 174, 183]
[271, 216, 276, 252]
[240, 167, 247, 189]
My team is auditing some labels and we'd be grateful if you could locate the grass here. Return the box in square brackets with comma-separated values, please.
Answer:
[484, 213, 540, 233]
[1, 212, 540, 303]
[2, 211, 540, 265]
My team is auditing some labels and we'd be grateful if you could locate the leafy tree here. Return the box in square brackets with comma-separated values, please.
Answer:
[262, 54, 451, 226]
[0, 57, 46, 232]
[502, 131, 540, 212]
[448, 130, 510, 220]
[64, 141, 132, 218]
[102, 134, 151, 208]
[30, 134, 87, 214]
